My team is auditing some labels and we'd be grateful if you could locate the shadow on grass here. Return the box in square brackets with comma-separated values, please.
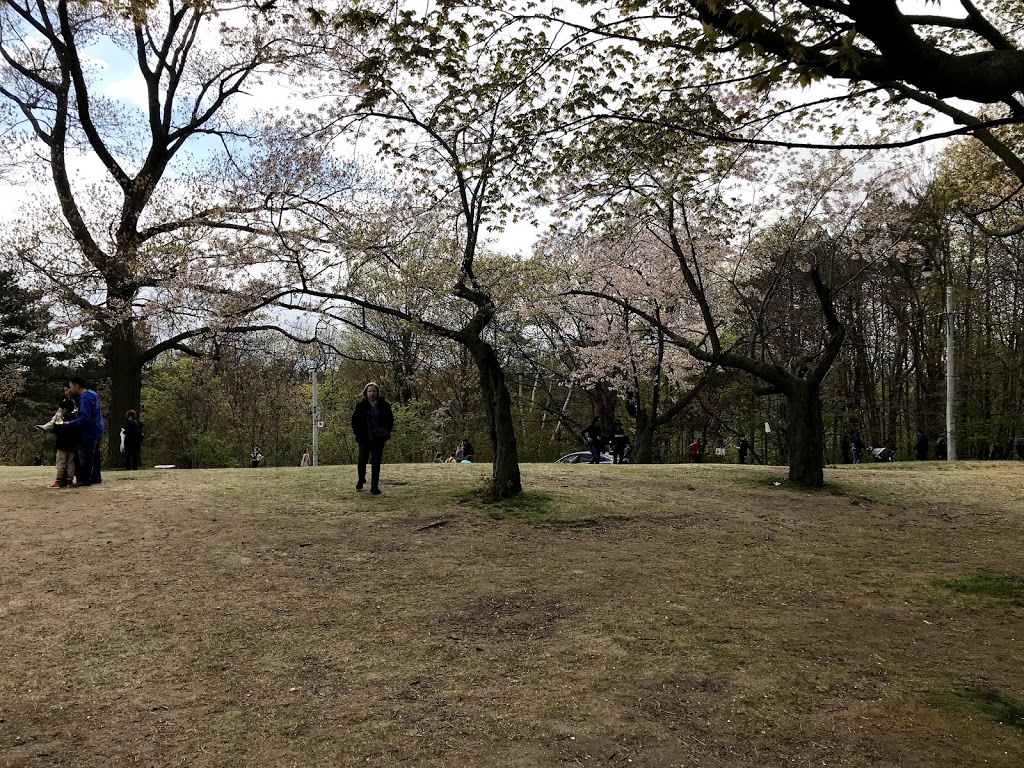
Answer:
[453, 487, 626, 528]
[936, 572, 1024, 605]
[930, 685, 1024, 729]
[734, 472, 861, 497]
[454, 487, 556, 522]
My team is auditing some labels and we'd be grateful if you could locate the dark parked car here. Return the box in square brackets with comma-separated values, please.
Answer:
[555, 451, 615, 464]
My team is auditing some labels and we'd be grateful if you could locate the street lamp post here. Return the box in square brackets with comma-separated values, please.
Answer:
[921, 259, 955, 461]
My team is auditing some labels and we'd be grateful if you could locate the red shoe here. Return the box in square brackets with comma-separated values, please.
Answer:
[47, 481, 61, 488]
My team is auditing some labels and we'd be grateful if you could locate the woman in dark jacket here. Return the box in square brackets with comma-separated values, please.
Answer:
[351, 382, 395, 495]
[123, 409, 144, 470]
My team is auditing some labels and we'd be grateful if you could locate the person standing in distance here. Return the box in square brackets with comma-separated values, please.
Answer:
[915, 430, 929, 461]
[123, 409, 144, 470]
[66, 376, 104, 486]
[738, 436, 750, 465]
[351, 382, 394, 495]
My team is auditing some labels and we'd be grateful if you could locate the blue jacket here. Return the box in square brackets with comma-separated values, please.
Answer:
[69, 389, 104, 439]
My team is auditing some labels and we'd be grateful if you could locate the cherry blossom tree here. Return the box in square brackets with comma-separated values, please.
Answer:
[562, 140, 920, 485]
[539, 228, 709, 463]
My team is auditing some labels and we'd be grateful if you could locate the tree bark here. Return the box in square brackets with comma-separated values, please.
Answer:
[468, 339, 523, 498]
[785, 380, 825, 487]
[632, 407, 655, 463]
[105, 320, 142, 468]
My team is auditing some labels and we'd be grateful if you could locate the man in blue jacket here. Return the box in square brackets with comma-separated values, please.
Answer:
[67, 377, 105, 486]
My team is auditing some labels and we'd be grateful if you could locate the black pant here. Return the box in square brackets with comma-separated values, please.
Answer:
[357, 439, 385, 489]
[125, 442, 141, 470]
[78, 436, 102, 485]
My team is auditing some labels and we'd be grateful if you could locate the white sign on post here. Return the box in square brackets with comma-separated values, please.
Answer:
[715, 447, 725, 456]
[764, 422, 771, 433]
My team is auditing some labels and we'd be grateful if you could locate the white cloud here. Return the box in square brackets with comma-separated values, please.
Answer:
[105, 74, 149, 110]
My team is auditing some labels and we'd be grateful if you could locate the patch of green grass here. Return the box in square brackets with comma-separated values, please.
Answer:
[930, 685, 1024, 729]
[937, 573, 1024, 605]
[454, 487, 556, 521]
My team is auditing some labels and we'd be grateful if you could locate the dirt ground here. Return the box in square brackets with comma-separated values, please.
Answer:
[1, 461, 1023, 767]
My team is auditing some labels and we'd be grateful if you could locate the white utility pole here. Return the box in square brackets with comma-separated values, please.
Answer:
[922, 259, 955, 462]
[312, 367, 320, 467]
[945, 285, 956, 461]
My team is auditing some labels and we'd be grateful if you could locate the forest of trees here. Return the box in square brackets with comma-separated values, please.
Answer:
[3, 0, 1024, 488]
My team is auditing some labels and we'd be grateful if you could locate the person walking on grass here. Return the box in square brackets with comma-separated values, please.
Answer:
[610, 419, 630, 464]
[581, 417, 603, 464]
[851, 431, 865, 464]
[689, 437, 703, 463]
[351, 382, 394, 495]
[66, 376, 104, 486]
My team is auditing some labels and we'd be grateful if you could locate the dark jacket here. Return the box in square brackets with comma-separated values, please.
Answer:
[351, 397, 395, 444]
[53, 421, 80, 452]
[124, 417, 144, 447]
[915, 432, 928, 459]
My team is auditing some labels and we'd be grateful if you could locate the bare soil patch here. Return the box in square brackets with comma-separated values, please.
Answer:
[2, 462, 1023, 767]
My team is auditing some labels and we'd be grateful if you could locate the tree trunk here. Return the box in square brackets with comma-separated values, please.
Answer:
[786, 381, 825, 487]
[106, 320, 142, 468]
[631, 409, 656, 463]
[469, 339, 523, 498]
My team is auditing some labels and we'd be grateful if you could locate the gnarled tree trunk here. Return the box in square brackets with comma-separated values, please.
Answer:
[469, 339, 522, 498]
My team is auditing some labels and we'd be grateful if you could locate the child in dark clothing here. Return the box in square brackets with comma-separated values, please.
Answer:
[49, 398, 80, 488]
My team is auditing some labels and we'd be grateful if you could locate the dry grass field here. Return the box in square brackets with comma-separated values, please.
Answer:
[1, 460, 1023, 767]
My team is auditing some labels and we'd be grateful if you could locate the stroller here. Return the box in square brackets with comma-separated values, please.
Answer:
[868, 446, 895, 462]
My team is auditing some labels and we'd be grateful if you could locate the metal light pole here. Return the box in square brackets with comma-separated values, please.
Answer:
[922, 259, 955, 461]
